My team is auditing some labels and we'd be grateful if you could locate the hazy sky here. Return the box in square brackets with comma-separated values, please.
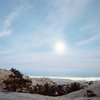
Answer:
[0, 0, 100, 77]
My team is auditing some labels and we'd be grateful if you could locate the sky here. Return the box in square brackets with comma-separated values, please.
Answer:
[0, 0, 100, 77]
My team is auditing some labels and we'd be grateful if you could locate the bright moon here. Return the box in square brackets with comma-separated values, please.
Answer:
[54, 42, 67, 55]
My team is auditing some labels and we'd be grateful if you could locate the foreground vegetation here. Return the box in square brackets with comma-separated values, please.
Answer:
[3, 68, 33, 93]
[3, 68, 95, 97]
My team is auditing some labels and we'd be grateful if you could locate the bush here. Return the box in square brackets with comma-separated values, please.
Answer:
[10, 68, 23, 78]
[67, 82, 82, 93]
[84, 90, 97, 97]
[3, 68, 84, 96]
[3, 68, 33, 93]
[32, 82, 83, 96]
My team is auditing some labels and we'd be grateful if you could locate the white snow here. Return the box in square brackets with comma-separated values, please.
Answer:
[0, 69, 100, 100]
[0, 92, 99, 100]
[64, 82, 100, 98]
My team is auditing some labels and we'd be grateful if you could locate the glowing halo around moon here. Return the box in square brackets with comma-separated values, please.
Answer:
[54, 41, 68, 55]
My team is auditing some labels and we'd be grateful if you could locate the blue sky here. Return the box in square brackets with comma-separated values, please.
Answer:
[0, 0, 100, 77]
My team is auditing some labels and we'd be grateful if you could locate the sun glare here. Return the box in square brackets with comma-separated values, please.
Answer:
[54, 41, 67, 55]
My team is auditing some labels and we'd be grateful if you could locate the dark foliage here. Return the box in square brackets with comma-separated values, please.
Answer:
[67, 82, 82, 93]
[10, 68, 23, 78]
[3, 68, 84, 96]
[32, 82, 83, 96]
[84, 90, 97, 97]
[3, 68, 33, 93]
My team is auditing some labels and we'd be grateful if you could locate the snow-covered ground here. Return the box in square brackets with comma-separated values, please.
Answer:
[0, 80, 100, 100]
[31, 76, 100, 86]
[64, 83, 100, 97]
[0, 92, 100, 100]
[0, 69, 100, 100]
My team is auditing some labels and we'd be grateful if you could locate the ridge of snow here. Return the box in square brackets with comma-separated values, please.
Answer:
[65, 83, 100, 98]
[0, 92, 100, 100]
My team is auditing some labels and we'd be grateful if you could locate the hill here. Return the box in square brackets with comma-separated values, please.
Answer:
[0, 69, 12, 91]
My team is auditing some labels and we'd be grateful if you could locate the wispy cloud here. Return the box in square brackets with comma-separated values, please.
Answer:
[4, 7, 22, 29]
[0, 0, 90, 55]
[76, 34, 100, 46]
[0, 30, 12, 37]
[0, 50, 100, 71]
[48, 0, 89, 23]
[31, 0, 89, 51]
[0, 7, 23, 37]
[42, 0, 89, 47]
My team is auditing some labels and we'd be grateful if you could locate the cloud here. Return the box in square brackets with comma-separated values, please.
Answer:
[48, 0, 89, 23]
[4, 7, 22, 29]
[40, 0, 89, 48]
[0, 0, 90, 59]
[0, 50, 100, 71]
[25, 0, 89, 52]
[0, 7, 23, 37]
[0, 30, 12, 37]
[76, 34, 100, 46]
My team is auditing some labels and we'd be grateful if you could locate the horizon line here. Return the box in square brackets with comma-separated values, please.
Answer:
[29, 76, 100, 81]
